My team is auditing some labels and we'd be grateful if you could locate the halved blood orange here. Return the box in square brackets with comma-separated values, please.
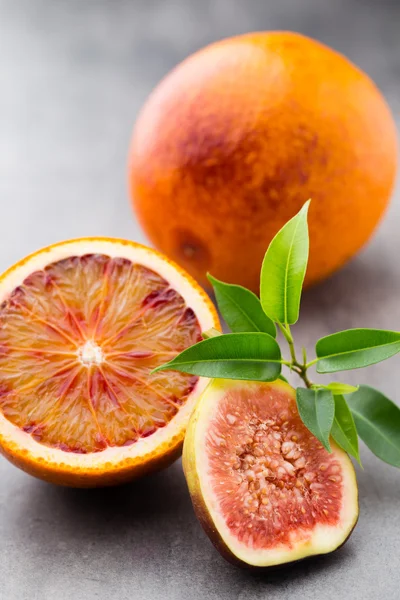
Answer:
[0, 238, 219, 487]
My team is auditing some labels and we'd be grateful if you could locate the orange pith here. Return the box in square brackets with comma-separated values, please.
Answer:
[0, 254, 201, 453]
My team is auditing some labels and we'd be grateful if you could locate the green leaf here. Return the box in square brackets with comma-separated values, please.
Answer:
[296, 388, 334, 452]
[346, 385, 400, 468]
[316, 329, 400, 373]
[278, 374, 289, 383]
[324, 382, 359, 395]
[331, 395, 361, 464]
[152, 332, 282, 382]
[260, 200, 310, 325]
[208, 274, 276, 337]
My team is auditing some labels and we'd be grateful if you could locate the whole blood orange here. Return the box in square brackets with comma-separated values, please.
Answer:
[0, 238, 219, 487]
[129, 31, 398, 291]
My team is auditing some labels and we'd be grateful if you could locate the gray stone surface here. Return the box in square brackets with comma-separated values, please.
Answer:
[0, 1, 399, 598]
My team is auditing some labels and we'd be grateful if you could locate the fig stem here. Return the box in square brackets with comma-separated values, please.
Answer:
[305, 357, 319, 368]
[302, 347, 307, 364]
[279, 323, 314, 389]
[281, 360, 293, 367]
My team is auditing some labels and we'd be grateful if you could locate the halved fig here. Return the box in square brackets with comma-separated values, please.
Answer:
[183, 379, 359, 568]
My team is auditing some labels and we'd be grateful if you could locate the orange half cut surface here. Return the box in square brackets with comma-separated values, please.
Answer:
[0, 238, 219, 487]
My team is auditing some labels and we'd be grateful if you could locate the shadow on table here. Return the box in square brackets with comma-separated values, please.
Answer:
[228, 544, 355, 585]
[42, 459, 190, 524]
[18, 459, 358, 590]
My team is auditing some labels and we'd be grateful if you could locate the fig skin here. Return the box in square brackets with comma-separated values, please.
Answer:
[182, 379, 359, 569]
[183, 397, 246, 568]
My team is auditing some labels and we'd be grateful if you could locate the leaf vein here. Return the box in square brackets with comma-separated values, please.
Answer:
[283, 217, 302, 325]
[220, 289, 261, 332]
[319, 339, 400, 360]
[351, 409, 400, 451]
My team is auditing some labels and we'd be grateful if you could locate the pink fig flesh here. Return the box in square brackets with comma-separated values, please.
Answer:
[183, 379, 359, 568]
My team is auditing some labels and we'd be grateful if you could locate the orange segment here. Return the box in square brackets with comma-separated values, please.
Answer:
[0, 239, 219, 486]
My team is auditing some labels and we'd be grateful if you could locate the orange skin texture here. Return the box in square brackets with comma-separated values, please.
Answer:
[1, 430, 184, 488]
[129, 31, 398, 291]
[0, 429, 185, 488]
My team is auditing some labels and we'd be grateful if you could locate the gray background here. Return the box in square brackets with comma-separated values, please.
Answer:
[1, 1, 399, 599]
